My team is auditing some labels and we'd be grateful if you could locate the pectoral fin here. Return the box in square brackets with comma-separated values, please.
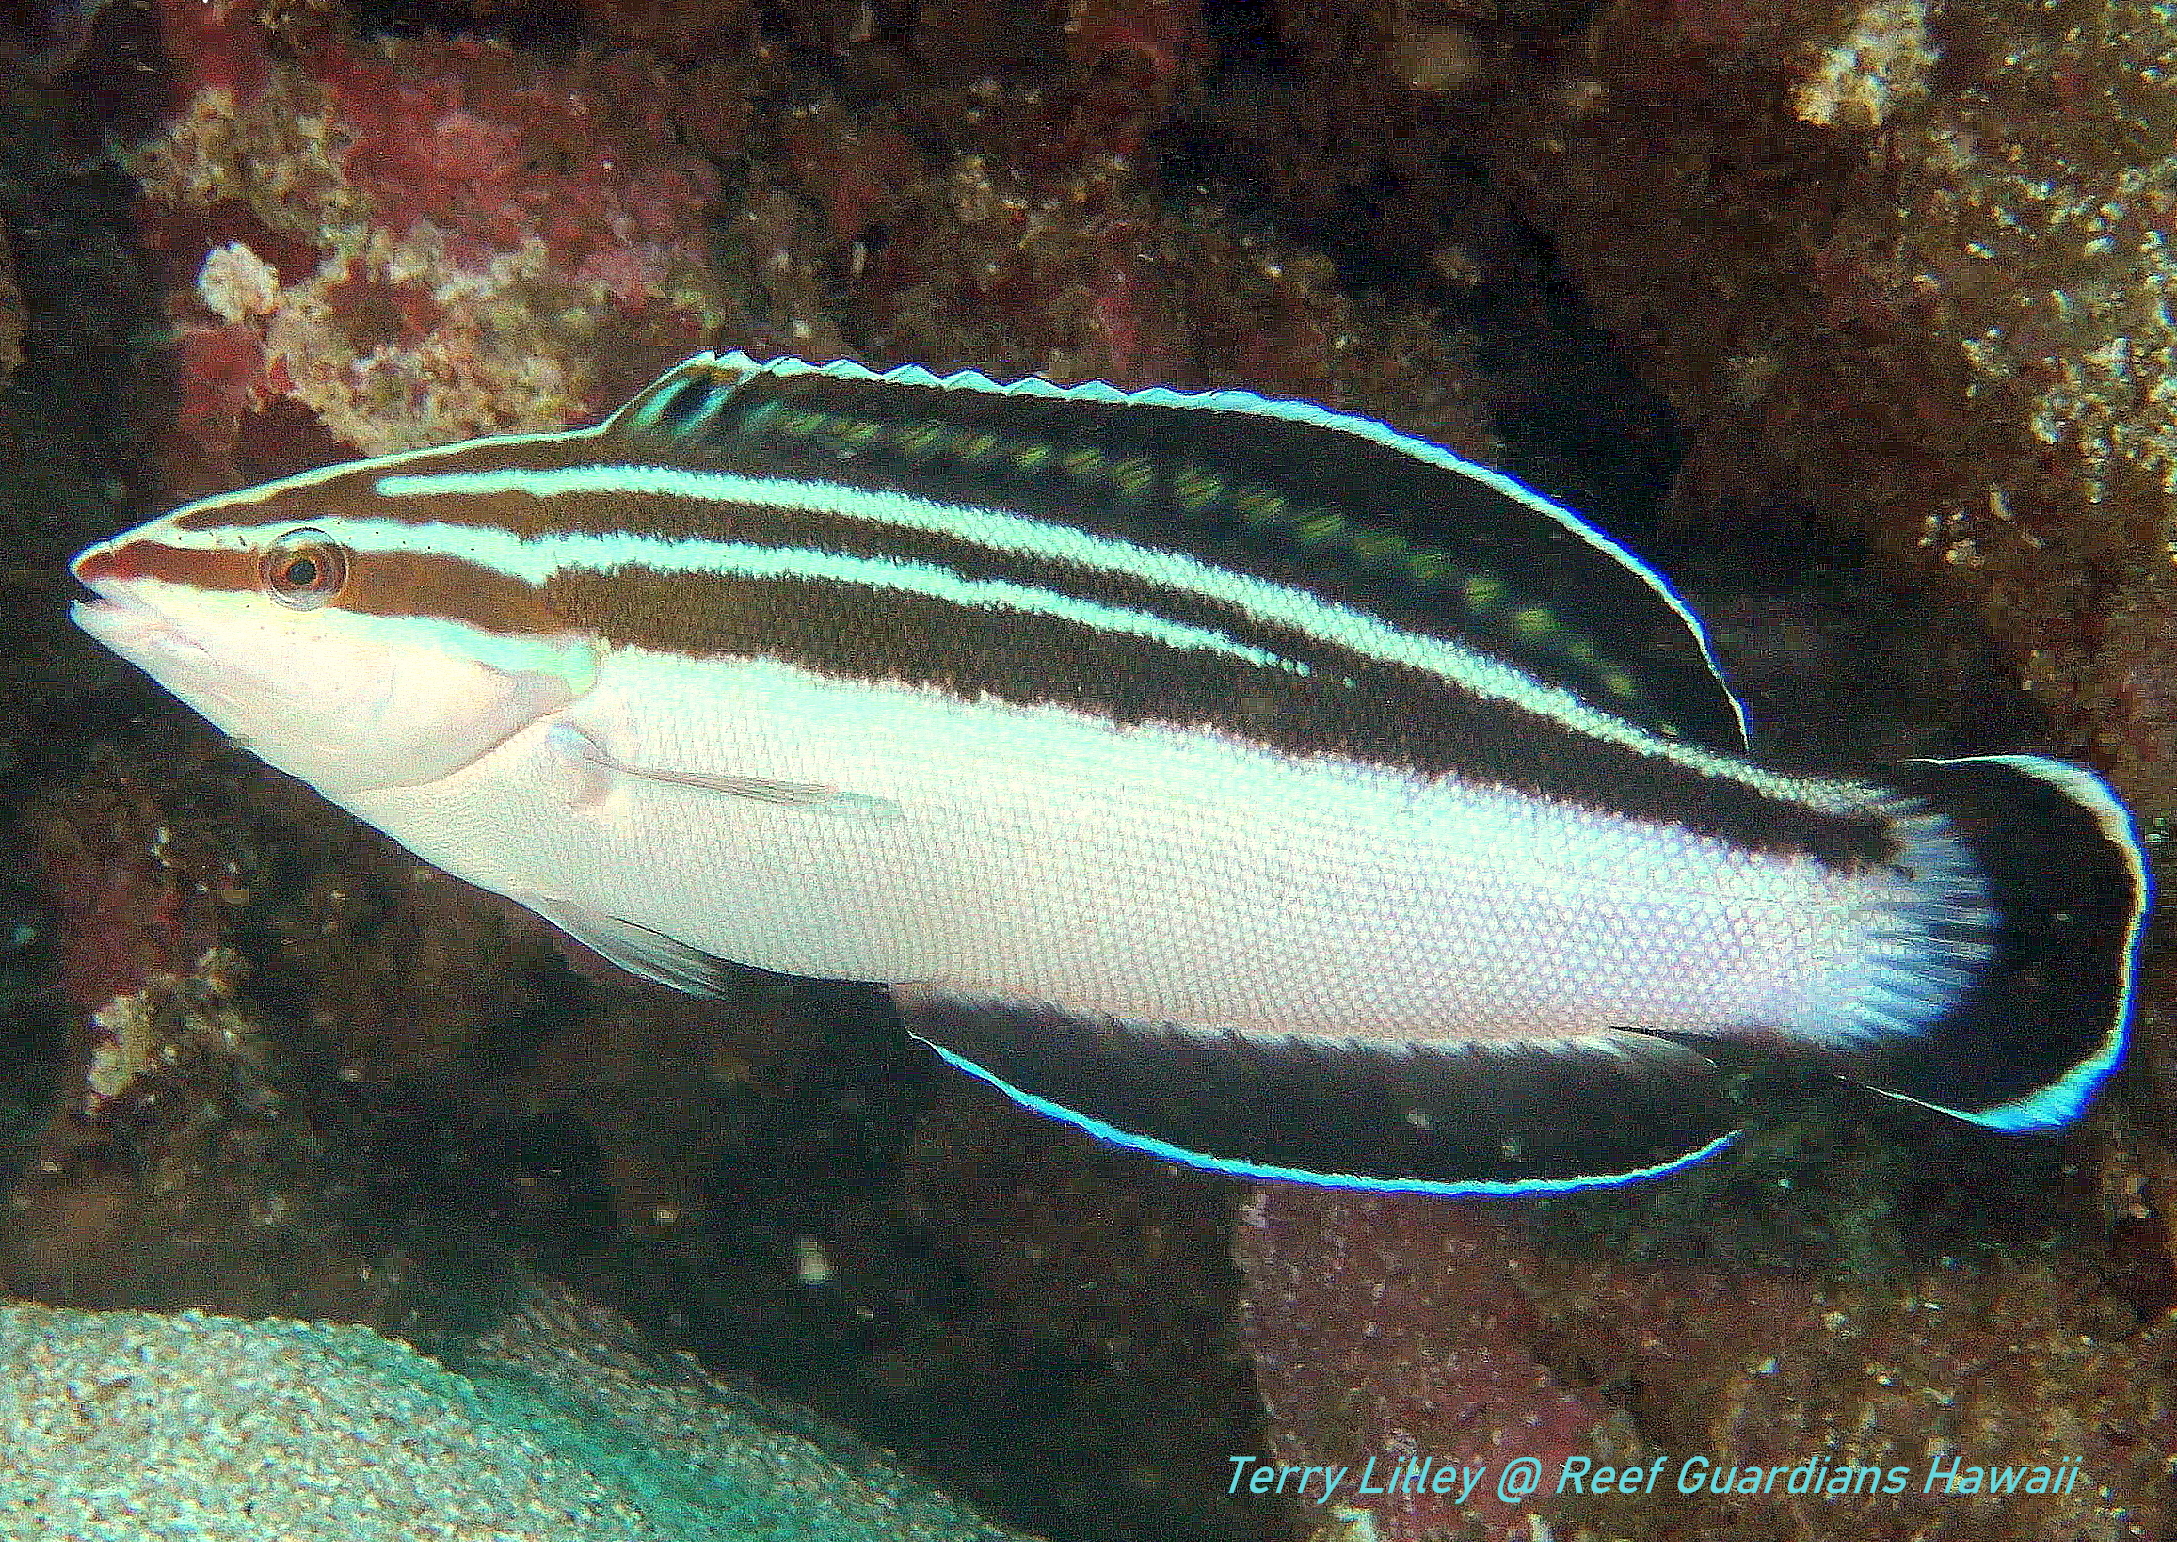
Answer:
[543, 723, 901, 817]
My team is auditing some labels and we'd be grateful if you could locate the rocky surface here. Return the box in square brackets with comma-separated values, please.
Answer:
[1236, 1181, 2175, 1542]
[0, 220, 20, 385]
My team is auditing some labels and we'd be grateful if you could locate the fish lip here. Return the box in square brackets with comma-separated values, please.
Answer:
[71, 581, 247, 731]
[70, 573, 159, 631]
[70, 577, 211, 665]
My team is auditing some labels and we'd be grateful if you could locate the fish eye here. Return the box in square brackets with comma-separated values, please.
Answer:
[261, 527, 348, 610]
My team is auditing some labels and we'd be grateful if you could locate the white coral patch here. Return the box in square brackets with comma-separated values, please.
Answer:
[1792, 0, 1937, 129]
[197, 240, 283, 323]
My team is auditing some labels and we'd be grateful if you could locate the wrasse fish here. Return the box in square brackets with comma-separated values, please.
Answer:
[72, 353, 2150, 1195]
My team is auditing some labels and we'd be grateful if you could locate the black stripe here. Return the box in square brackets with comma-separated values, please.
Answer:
[649, 373, 716, 431]
[534, 560, 1898, 865]
[606, 362, 1747, 752]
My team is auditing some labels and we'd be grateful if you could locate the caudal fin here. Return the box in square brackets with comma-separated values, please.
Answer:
[1847, 754, 2148, 1130]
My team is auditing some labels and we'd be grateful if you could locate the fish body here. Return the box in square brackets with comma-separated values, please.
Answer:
[71, 354, 2150, 1194]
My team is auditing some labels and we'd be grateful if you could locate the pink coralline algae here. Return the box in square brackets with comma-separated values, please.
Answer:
[1061, 0, 1210, 109]
[147, 0, 272, 103]
[1235, 1179, 2176, 1541]
[21, 761, 273, 1137]
[315, 40, 715, 275]
[33, 783, 226, 1032]
[127, 8, 738, 496]
[1232, 1188, 1612, 1542]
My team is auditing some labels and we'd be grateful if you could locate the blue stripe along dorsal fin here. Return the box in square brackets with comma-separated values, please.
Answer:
[889, 986, 1740, 1196]
[601, 353, 1751, 755]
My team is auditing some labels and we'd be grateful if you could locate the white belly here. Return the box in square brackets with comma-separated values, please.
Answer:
[344, 649, 1905, 1044]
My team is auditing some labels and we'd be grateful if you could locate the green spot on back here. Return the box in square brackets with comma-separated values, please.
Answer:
[1295, 512, 1345, 546]
[896, 421, 948, 457]
[1462, 574, 1506, 611]
[1172, 466, 1222, 511]
[735, 399, 783, 435]
[1511, 606, 1555, 639]
[1113, 457, 1159, 501]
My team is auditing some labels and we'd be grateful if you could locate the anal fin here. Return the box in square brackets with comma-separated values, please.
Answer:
[890, 986, 1739, 1195]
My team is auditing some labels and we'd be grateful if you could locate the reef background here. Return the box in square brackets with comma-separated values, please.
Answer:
[0, 1, 2171, 1539]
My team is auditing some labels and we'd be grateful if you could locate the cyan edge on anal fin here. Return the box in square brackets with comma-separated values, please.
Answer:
[890, 985, 1743, 1194]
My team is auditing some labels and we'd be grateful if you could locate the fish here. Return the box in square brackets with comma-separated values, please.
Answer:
[70, 351, 2151, 1195]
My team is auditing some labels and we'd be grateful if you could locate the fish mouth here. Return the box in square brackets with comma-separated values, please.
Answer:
[71, 576, 256, 743]
[71, 573, 215, 670]
[72, 580, 169, 640]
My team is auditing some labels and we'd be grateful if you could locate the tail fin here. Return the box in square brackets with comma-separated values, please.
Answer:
[1848, 754, 2148, 1130]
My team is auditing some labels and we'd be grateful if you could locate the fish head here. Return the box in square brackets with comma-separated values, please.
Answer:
[70, 470, 597, 798]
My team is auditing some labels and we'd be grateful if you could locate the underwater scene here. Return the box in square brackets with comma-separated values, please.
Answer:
[0, 0, 2172, 1537]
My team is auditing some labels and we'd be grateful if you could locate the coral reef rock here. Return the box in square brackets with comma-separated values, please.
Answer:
[1462, 0, 2177, 818]
[0, 219, 20, 385]
[130, 13, 741, 496]
[1235, 1183, 2176, 1542]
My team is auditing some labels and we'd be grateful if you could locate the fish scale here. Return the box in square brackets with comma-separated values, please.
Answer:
[70, 351, 2151, 1194]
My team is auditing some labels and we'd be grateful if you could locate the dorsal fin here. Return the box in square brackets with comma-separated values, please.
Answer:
[603, 354, 759, 441]
[602, 353, 1749, 752]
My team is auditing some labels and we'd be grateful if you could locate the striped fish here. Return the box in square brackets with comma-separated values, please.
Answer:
[71, 353, 2150, 1195]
